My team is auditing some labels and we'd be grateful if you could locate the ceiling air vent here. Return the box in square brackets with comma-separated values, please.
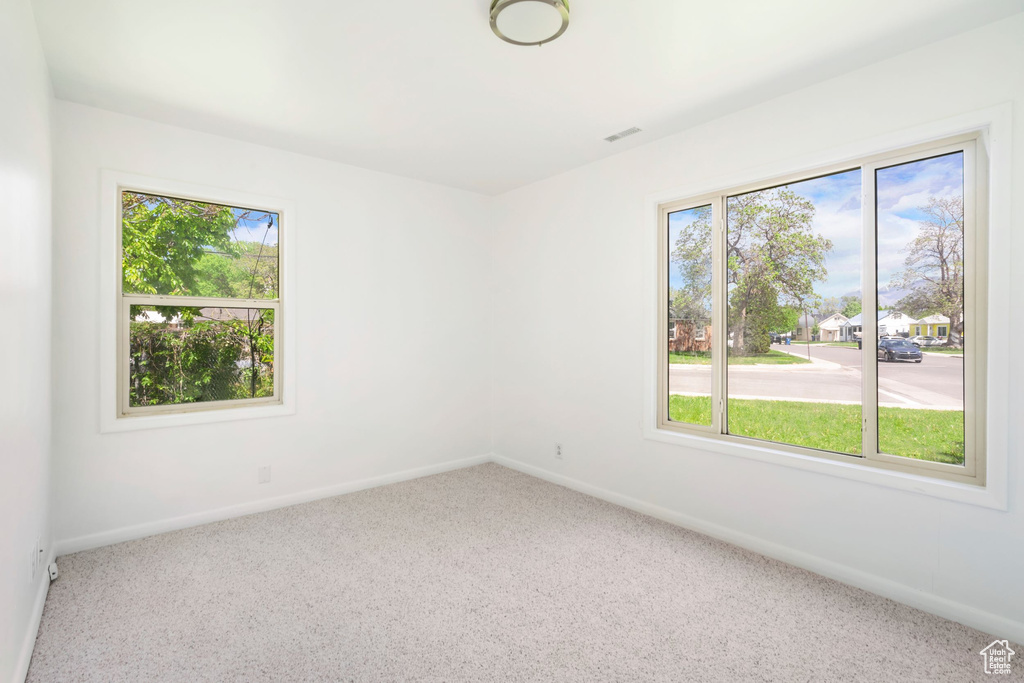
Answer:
[604, 127, 642, 143]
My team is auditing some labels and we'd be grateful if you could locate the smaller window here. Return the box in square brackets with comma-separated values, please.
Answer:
[694, 326, 706, 341]
[118, 190, 282, 416]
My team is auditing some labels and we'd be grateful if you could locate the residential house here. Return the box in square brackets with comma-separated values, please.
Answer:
[839, 313, 862, 342]
[840, 309, 916, 340]
[793, 313, 816, 342]
[913, 314, 951, 338]
[877, 310, 916, 336]
[817, 313, 849, 342]
[669, 319, 712, 353]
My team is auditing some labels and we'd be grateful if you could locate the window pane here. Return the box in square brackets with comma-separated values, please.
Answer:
[129, 305, 275, 407]
[875, 153, 965, 465]
[122, 192, 279, 299]
[726, 169, 863, 454]
[667, 204, 713, 426]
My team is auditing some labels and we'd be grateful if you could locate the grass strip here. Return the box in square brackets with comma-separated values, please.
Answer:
[668, 395, 964, 464]
[669, 350, 811, 366]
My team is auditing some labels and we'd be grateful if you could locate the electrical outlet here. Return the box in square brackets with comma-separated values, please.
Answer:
[258, 465, 272, 484]
[554, 443, 563, 460]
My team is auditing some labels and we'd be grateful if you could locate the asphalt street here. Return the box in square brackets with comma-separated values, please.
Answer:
[669, 343, 964, 410]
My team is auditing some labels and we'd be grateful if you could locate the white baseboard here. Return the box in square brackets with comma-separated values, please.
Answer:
[13, 549, 55, 683]
[55, 454, 492, 556]
[491, 454, 1024, 645]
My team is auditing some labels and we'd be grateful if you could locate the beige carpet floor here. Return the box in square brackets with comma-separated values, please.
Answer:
[27, 463, 1016, 682]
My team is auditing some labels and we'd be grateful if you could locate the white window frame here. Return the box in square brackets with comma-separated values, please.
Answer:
[694, 325, 706, 342]
[100, 171, 297, 432]
[644, 106, 1011, 510]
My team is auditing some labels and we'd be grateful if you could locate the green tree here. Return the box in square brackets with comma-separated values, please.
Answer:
[892, 197, 962, 348]
[194, 242, 279, 299]
[669, 206, 713, 326]
[122, 192, 238, 296]
[129, 308, 275, 407]
[814, 296, 842, 319]
[841, 295, 862, 318]
[724, 189, 832, 354]
[891, 196, 964, 346]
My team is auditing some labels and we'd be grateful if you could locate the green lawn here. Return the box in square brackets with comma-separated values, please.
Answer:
[668, 395, 964, 465]
[669, 350, 810, 366]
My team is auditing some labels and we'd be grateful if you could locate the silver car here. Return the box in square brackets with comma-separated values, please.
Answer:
[910, 335, 941, 347]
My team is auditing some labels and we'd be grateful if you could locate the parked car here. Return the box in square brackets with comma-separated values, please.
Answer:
[909, 335, 941, 347]
[878, 339, 923, 363]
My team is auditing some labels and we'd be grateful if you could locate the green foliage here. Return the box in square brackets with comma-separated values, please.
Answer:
[670, 195, 832, 356]
[669, 205, 713, 324]
[725, 189, 832, 355]
[777, 306, 800, 333]
[122, 192, 238, 296]
[129, 308, 274, 407]
[193, 242, 279, 299]
[841, 296, 862, 318]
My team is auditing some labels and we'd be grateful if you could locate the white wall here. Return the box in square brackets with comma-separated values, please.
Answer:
[51, 102, 494, 549]
[0, 0, 53, 680]
[491, 15, 1024, 634]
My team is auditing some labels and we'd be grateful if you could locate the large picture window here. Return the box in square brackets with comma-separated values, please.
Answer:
[658, 134, 986, 485]
[117, 190, 282, 416]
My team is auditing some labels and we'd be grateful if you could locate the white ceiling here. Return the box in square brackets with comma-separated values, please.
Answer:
[32, 0, 1024, 195]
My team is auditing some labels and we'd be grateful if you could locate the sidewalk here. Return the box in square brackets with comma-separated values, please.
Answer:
[772, 345, 843, 370]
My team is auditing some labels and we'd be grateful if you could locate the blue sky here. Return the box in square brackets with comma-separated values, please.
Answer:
[876, 152, 963, 288]
[230, 208, 279, 248]
[667, 206, 710, 292]
[668, 153, 964, 306]
[780, 168, 861, 300]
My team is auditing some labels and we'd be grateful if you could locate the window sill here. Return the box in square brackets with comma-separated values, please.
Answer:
[642, 424, 1005, 511]
[100, 401, 295, 433]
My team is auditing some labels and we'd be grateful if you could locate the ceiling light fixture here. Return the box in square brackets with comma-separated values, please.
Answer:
[490, 0, 570, 47]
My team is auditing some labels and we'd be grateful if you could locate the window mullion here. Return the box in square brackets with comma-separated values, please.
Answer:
[963, 140, 982, 480]
[121, 294, 279, 309]
[861, 163, 879, 461]
[712, 195, 727, 435]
